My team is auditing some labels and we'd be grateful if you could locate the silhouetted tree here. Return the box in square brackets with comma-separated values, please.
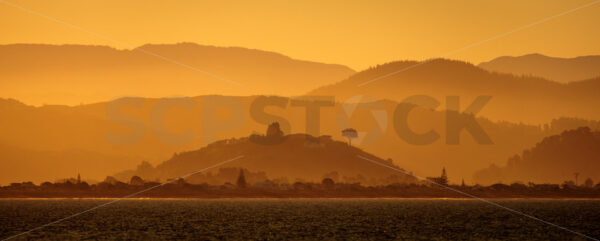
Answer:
[322, 178, 335, 189]
[175, 178, 187, 186]
[426, 168, 448, 185]
[266, 122, 284, 137]
[322, 171, 340, 183]
[440, 167, 448, 186]
[236, 169, 247, 188]
[341, 128, 358, 145]
[130, 176, 145, 186]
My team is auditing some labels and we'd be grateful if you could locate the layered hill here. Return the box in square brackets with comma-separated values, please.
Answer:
[308, 59, 600, 123]
[478, 54, 600, 83]
[474, 127, 600, 185]
[114, 132, 417, 186]
[0, 43, 355, 106]
[2, 96, 599, 185]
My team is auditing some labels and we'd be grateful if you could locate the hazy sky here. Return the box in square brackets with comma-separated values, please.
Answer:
[1, 0, 599, 70]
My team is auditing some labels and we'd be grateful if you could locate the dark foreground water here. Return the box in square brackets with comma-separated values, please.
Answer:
[0, 199, 599, 240]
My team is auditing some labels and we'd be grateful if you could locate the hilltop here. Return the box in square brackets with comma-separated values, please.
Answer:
[114, 124, 416, 186]
[478, 53, 600, 83]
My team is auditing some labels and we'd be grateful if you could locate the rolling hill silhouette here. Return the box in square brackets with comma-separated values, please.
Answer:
[474, 127, 600, 185]
[1, 49, 599, 185]
[478, 53, 600, 83]
[113, 127, 417, 186]
[1, 96, 599, 185]
[308, 59, 600, 123]
[0, 43, 355, 106]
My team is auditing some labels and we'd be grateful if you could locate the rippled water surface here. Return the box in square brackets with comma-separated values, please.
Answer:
[1, 199, 599, 240]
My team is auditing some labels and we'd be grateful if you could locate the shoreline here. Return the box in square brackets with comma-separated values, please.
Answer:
[2, 196, 600, 200]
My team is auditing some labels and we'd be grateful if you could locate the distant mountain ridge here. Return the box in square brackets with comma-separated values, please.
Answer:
[308, 58, 600, 123]
[0, 43, 355, 106]
[478, 53, 600, 83]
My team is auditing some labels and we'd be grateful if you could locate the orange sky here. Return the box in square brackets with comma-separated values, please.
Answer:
[1, 0, 599, 70]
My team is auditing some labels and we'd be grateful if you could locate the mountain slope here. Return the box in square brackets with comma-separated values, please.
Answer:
[2, 96, 599, 184]
[116, 132, 416, 186]
[478, 53, 600, 83]
[0, 43, 355, 106]
[308, 59, 600, 123]
[473, 127, 600, 185]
